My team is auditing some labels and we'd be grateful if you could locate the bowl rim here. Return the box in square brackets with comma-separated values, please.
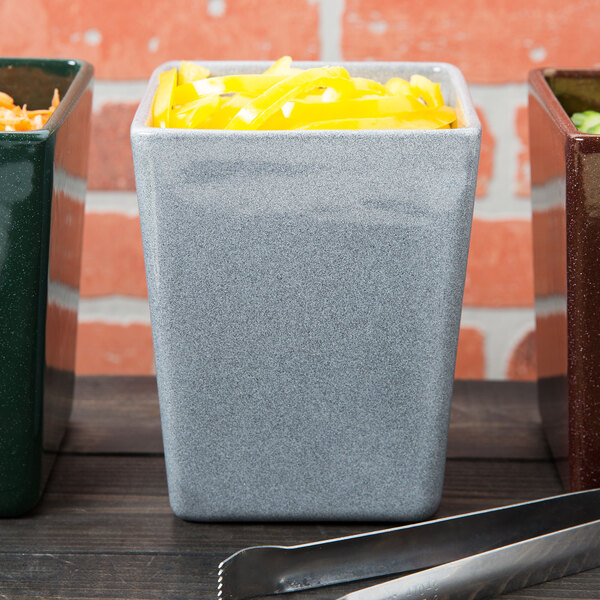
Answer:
[0, 58, 93, 141]
[528, 67, 600, 141]
[131, 60, 481, 137]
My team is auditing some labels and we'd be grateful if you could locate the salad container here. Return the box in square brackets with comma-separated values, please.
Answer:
[131, 61, 481, 521]
[0, 58, 93, 516]
[529, 68, 600, 491]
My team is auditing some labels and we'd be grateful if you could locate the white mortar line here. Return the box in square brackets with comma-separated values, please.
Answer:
[54, 167, 87, 203]
[531, 177, 566, 212]
[535, 295, 567, 317]
[85, 191, 139, 217]
[78, 296, 151, 325]
[460, 306, 535, 380]
[48, 281, 79, 311]
[92, 80, 147, 112]
[472, 210, 532, 222]
[319, 0, 345, 61]
[469, 83, 532, 220]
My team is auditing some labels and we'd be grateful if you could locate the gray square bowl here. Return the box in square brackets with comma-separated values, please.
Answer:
[131, 61, 481, 521]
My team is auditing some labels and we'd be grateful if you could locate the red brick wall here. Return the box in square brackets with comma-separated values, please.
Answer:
[4, 0, 595, 379]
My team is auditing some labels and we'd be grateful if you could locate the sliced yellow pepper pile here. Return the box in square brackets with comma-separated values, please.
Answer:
[151, 57, 457, 131]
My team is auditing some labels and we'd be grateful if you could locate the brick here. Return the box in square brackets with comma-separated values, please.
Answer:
[454, 327, 485, 379]
[464, 219, 534, 307]
[48, 192, 85, 289]
[88, 103, 137, 191]
[80, 213, 147, 298]
[56, 87, 93, 180]
[515, 106, 530, 198]
[76, 322, 486, 378]
[76, 322, 154, 375]
[46, 304, 78, 371]
[0, 0, 319, 80]
[76, 321, 486, 378]
[506, 329, 537, 381]
[529, 92, 565, 186]
[475, 106, 494, 198]
[342, 0, 600, 83]
[535, 313, 567, 378]
[531, 207, 567, 297]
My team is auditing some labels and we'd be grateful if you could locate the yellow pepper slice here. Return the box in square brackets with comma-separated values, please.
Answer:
[409, 74, 444, 109]
[298, 114, 452, 130]
[386, 106, 455, 128]
[295, 88, 345, 103]
[263, 56, 302, 76]
[352, 77, 388, 95]
[429, 105, 457, 125]
[381, 80, 426, 109]
[385, 78, 412, 96]
[152, 68, 177, 128]
[298, 117, 409, 130]
[297, 106, 456, 130]
[302, 79, 385, 103]
[150, 58, 458, 131]
[298, 93, 333, 103]
[170, 94, 221, 128]
[264, 95, 433, 129]
[178, 61, 210, 85]
[225, 67, 353, 130]
[173, 75, 287, 107]
[264, 56, 292, 74]
[201, 94, 255, 128]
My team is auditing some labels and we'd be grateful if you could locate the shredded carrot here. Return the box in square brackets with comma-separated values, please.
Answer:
[51, 88, 60, 109]
[0, 88, 60, 132]
[0, 92, 14, 109]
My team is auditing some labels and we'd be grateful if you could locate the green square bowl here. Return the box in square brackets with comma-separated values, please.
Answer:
[0, 58, 93, 516]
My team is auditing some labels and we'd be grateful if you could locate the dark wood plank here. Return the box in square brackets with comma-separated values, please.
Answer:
[42, 453, 563, 513]
[0, 454, 562, 555]
[0, 450, 586, 600]
[448, 380, 549, 459]
[65, 378, 549, 460]
[0, 552, 212, 599]
[2, 378, 578, 600]
[64, 377, 163, 454]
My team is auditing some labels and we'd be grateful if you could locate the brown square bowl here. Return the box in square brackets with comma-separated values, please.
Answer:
[529, 68, 600, 491]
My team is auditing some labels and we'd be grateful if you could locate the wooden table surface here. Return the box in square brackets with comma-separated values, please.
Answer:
[1, 378, 599, 599]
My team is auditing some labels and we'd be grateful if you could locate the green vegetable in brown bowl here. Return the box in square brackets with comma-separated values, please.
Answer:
[572, 110, 600, 133]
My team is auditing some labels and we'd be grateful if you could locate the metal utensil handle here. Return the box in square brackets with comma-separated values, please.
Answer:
[219, 489, 600, 600]
[341, 519, 600, 600]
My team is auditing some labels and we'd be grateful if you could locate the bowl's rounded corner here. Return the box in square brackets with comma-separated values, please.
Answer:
[428, 61, 467, 85]
[528, 68, 551, 91]
[75, 59, 95, 84]
[167, 487, 221, 522]
[130, 119, 153, 138]
[168, 495, 196, 521]
[0, 481, 43, 518]
[431, 61, 463, 76]
[405, 482, 445, 521]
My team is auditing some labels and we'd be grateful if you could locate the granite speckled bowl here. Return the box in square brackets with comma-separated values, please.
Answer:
[131, 61, 481, 521]
[0, 58, 93, 516]
[529, 68, 600, 491]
